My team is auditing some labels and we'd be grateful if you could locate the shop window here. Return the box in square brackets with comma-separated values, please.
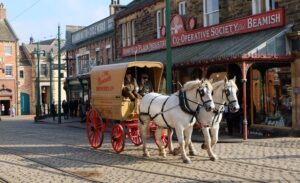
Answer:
[203, 0, 219, 27]
[156, 10, 162, 38]
[251, 66, 292, 127]
[77, 54, 90, 75]
[252, 0, 278, 14]
[178, 1, 186, 16]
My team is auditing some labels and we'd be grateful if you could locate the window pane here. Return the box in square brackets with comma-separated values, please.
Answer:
[4, 46, 12, 56]
[252, 66, 292, 127]
[157, 11, 161, 38]
[5, 65, 12, 76]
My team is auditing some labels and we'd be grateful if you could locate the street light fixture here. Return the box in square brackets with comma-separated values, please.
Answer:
[49, 49, 53, 111]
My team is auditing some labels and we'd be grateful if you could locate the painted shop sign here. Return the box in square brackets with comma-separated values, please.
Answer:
[122, 8, 284, 57]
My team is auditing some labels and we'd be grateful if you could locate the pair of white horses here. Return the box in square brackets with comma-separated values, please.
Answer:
[139, 77, 240, 163]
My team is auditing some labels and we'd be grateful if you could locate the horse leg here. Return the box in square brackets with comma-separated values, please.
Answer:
[139, 115, 150, 157]
[167, 128, 175, 154]
[201, 127, 217, 161]
[155, 127, 166, 157]
[211, 124, 220, 149]
[184, 126, 197, 156]
[175, 127, 191, 164]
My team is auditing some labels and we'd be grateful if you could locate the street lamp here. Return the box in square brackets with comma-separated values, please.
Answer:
[49, 50, 53, 113]
[34, 42, 45, 121]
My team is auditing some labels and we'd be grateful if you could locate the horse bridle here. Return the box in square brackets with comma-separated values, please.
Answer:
[223, 85, 238, 111]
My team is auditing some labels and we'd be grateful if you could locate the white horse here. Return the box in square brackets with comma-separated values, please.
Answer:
[139, 79, 215, 163]
[197, 76, 240, 161]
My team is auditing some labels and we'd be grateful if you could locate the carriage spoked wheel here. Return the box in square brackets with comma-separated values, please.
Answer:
[86, 108, 104, 149]
[110, 124, 125, 153]
[154, 130, 169, 149]
[128, 126, 143, 146]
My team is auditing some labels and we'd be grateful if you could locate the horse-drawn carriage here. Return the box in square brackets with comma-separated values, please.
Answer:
[86, 61, 167, 153]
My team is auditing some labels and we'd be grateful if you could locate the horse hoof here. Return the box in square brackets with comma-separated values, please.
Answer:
[189, 151, 197, 156]
[159, 152, 167, 157]
[183, 159, 192, 164]
[201, 144, 207, 150]
[143, 152, 150, 157]
[210, 157, 217, 161]
[173, 148, 180, 156]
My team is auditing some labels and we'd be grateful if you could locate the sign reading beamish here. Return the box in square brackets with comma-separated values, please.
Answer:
[122, 8, 284, 57]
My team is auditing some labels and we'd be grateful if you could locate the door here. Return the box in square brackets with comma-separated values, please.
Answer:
[21, 93, 30, 115]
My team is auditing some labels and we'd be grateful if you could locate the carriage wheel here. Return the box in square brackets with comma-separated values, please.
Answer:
[155, 130, 169, 149]
[110, 124, 125, 153]
[86, 109, 104, 149]
[128, 127, 143, 146]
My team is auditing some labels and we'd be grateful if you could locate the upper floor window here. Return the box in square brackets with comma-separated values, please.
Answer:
[4, 45, 12, 56]
[19, 70, 24, 79]
[41, 64, 48, 76]
[122, 23, 126, 47]
[203, 0, 219, 27]
[156, 10, 162, 38]
[131, 20, 135, 45]
[127, 22, 132, 46]
[121, 20, 136, 47]
[178, 1, 186, 15]
[5, 65, 12, 76]
[96, 50, 102, 65]
[252, 0, 278, 14]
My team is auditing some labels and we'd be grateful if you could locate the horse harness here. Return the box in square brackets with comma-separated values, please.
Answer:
[139, 85, 212, 129]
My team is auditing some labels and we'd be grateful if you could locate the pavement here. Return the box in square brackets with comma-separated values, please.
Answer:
[0, 115, 299, 182]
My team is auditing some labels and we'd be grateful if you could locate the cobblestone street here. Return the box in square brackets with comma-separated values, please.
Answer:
[0, 116, 299, 183]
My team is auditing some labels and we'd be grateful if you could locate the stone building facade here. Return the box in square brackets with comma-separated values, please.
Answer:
[115, 0, 300, 136]
[0, 3, 18, 115]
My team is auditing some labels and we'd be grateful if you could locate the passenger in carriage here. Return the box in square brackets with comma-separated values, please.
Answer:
[138, 73, 153, 97]
[122, 69, 140, 100]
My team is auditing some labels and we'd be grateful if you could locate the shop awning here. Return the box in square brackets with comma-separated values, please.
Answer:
[116, 25, 293, 67]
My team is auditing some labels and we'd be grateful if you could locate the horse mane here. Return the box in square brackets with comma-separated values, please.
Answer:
[181, 79, 213, 92]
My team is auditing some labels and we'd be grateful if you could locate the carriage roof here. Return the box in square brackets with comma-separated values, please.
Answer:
[89, 61, 164, 120]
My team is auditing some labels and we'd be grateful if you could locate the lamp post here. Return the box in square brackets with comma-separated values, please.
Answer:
[34, 42, 45, 121]
[58, 25, 62, 124]
[165, 0, 172, 94]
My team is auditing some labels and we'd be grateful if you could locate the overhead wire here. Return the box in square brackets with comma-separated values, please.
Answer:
[10, 0, 43, 22]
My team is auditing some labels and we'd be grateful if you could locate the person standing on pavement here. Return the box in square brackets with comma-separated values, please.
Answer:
[51, 102, 56, 121]
[74, 99, 79, 117]
[1, 104, 5, 116]
[62, 100, 69, 120]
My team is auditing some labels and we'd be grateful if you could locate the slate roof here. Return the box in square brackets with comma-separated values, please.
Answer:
[0, 19, 18, 42]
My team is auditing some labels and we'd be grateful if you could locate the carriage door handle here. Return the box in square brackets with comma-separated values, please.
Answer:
[115, 96, 121, 99]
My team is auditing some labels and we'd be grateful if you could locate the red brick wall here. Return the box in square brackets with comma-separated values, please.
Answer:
[0, 41, 18, 114]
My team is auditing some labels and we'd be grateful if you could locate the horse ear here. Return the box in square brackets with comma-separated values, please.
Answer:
[224, 76, 228, 82]
[233, 76, 236, 82]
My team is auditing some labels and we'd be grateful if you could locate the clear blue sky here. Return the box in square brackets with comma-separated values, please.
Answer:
[1, 0, 132, 44]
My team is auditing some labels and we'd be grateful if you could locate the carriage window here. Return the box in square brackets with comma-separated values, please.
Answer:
[251, 66, 292, 127]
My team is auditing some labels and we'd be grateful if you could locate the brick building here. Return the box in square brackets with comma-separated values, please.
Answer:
[18, 38, 67, 115]
[0, 3, 18, 116]
[115, 0, 300, 136]
[65, 0, 125, 102]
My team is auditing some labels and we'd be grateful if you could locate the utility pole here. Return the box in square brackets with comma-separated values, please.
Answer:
[166, 0, 172, 94]
[58, 25, 62, 124]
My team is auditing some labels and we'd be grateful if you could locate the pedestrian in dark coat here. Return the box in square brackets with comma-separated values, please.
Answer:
[51, 102, 56, 121]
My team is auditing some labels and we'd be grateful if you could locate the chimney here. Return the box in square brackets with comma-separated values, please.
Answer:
[30, 36, 34, 44]
[0, 3, 6, 20]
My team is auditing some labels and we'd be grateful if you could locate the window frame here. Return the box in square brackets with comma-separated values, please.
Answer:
[156, 10, 162, 39]
[178, 1, 186, 16]
[5, 65, 13, 77]
[4, 45, 12, 56]
[131, 20, 135, 45]
[203, 0, 220, 27]
[20, 70, 24, 79]
[122, 23, 127, 47]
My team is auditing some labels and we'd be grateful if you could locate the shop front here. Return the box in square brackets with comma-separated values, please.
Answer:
[118, 9, 299, 138]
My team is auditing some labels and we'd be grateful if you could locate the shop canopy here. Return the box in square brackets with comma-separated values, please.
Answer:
[116, 25, 293, 68]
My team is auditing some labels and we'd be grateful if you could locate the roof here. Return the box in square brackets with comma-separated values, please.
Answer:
[117, 25, 293, 67]
[115, 0, 156, 19]
[0, 19, 18, 41]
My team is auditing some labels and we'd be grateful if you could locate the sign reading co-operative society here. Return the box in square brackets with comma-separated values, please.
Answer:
[122, 8, 284, 57]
